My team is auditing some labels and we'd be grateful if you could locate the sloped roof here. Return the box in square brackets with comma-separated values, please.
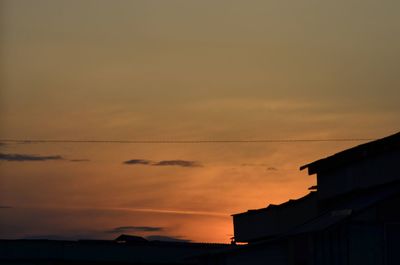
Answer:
[232, 192, 316, 217]
[300, 131, 400, 175]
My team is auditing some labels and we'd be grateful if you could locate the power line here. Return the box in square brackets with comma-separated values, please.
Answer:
[0, 138, 375, 144]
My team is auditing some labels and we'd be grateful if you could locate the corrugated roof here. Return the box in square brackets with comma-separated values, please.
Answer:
[300, 131, 400, 175]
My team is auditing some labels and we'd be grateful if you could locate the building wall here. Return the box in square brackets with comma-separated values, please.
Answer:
[233, 194, 317, 242]
[310, 194, 400, 265]
[378, 195, 400, 265]
[385, 223, 400, 265]
[213, 241, 288, 265]
[308, 225, 349, 265]
[233, 209, 279, 243]
[316, 150, 400, 200]
[348, 223, 384, 265]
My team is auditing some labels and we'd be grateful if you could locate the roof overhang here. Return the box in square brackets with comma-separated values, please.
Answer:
[300, 131, 400, 175]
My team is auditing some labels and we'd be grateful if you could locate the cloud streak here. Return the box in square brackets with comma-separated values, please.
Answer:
[0, 153, 91, 163]
[146, 235, 191, 243]
[123, 159, 202, 168]
[29, 205, 229, 217]
[241, 163, 278, 170]
[106, 226, 163, 234]
[153, 160, 202, 167]
[0, 153, 63, 162]
[123, 159, 152, 165]
[69, 159, 90, 162]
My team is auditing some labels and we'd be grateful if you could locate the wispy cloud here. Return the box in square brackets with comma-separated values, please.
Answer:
[0, 153, 63, 162]
[123, 159, 152, 165]
[21, 232, 103, 241]
[0, 153, 91, 163]
[111, 207, 228, 217]
[241, 163, 268, 167]
[153, 160, 202, 167]
[123, 159, 202, 168]
[146, 235, 191, 243]
[22, 235, 73, 240]
[188, 98, 324, 113]
[69, 159, 90, 162]
[241, 163, 278, 170]
[32, 205, 229, 217]
[106, 226, 163, 234]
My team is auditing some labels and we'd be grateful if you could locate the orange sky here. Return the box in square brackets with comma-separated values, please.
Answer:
[1, 0, 400, 243]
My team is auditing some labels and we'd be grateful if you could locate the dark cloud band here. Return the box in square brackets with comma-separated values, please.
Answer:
[123, 159, 202, 168]
[106, 226, 163, 234]
[123, 159, 152, 165]
[153, 160, 202, 167]
[0, 153, 63, 162]
[146, 235, 191, 243]
[69, 159, 90, 162]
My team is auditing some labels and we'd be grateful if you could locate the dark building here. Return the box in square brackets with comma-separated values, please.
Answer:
[202, 131, 400, 265]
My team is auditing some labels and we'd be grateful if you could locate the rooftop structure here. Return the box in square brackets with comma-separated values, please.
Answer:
[224, 131, 400, 265]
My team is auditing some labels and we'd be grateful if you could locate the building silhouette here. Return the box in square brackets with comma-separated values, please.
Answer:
[200, 131, 400, 265]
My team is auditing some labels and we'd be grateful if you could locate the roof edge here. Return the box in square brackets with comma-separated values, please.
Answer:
[300, 131, 400, 175]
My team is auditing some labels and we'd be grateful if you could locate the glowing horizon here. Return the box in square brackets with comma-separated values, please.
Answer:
[1, 0, 400, 243]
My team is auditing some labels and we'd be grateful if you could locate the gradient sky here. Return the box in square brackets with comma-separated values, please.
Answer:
[1, 0, 399, 243]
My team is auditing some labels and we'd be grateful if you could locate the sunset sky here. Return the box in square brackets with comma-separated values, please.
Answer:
[1, 0, 399, 243]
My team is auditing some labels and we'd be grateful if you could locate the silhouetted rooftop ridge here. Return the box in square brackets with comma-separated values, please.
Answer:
[232, 191, 316, 216]
[300, 131, 400, 175]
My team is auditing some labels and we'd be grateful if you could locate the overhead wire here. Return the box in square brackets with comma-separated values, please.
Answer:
[0, 138, 375, 144]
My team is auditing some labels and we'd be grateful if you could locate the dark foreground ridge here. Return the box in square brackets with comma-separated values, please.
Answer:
[0, 236, 232, 265]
